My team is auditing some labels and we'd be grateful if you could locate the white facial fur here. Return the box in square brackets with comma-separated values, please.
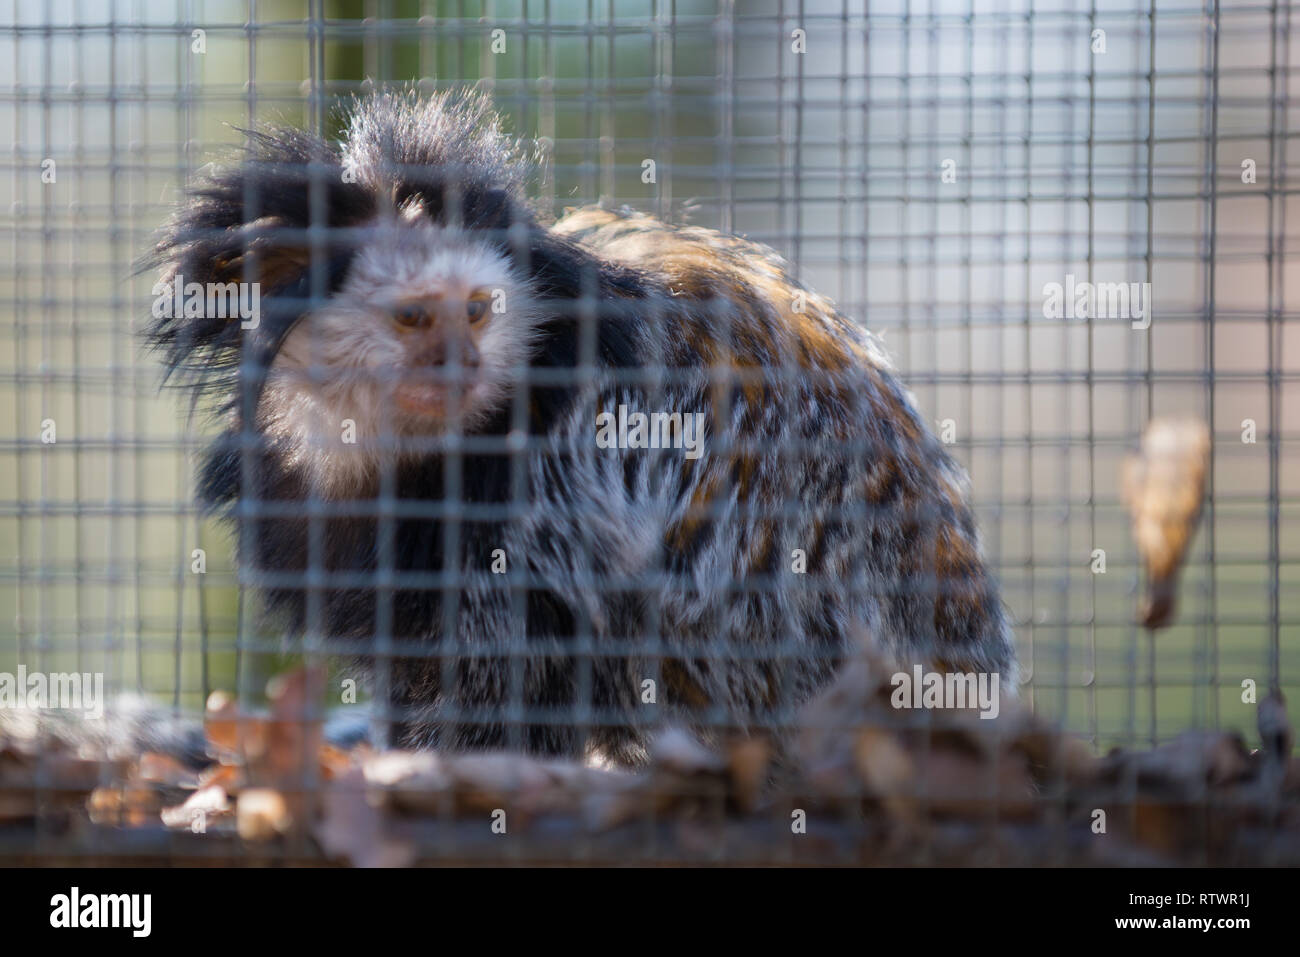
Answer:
[257, 215, 540, 497]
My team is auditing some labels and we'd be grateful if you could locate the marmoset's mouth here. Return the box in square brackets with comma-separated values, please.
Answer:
[393, 381, 448, 416]
[391, 376, 477, 419]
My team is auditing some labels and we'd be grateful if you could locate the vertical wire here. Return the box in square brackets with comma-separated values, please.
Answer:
[69, 0, 85, 694]
[791, 0, 803, 278]
[37, 0, 52, 696]
[1021, 0, 1035, 713]
[165, 0, 191, 712]
[899, 1, 911, 387]
[991, 0, 1009, 703]
[1199, 0, 1220, 745]
[836, 1, 847, 316]
[1056, 1, 1074, 748]
[1264, 0, 1286, 700]
[124, 6, 142, 695]
[10, 0, 25, 675]
[1132, 0, 1156, 751]
[183, 0, 209, 706]
[1085, 0, 1099, 753]
[962, 0, 992, 852]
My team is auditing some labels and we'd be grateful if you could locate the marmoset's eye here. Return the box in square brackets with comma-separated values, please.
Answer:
[466, 292, 491, 323]
[394, 303, 429, 329]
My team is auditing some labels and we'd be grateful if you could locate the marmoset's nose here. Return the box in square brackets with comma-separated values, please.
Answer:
[410, 335, 481, 370]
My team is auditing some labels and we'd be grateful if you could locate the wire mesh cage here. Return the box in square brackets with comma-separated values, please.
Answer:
[0, 0, 1297, 867]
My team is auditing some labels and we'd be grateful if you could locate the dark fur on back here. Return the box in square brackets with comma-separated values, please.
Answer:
[145, 90, 1015, 764]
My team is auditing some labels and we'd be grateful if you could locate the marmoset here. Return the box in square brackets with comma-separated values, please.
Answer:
[146, 90, 1015, 765]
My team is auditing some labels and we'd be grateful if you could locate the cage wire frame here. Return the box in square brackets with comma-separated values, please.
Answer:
[1, 0, 1297, 855]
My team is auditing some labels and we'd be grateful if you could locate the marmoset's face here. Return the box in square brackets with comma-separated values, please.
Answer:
[256, 215, 539, 493]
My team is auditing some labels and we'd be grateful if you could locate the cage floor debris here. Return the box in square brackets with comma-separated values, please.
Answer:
[3, 655, 1296, 867]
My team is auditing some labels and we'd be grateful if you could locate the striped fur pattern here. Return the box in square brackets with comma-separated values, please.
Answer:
[145, 90, 1016, 765]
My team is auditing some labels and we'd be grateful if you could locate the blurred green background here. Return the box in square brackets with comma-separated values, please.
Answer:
[1, 0, 1295, 750]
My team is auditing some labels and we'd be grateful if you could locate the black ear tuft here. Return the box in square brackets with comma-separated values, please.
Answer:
[141, 124, 374, 405]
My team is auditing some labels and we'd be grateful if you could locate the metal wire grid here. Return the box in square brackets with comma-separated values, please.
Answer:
[0, 0, 1296, 787]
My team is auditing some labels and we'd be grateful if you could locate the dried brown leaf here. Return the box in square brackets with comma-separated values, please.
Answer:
[1122, 417, 1210, 629]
